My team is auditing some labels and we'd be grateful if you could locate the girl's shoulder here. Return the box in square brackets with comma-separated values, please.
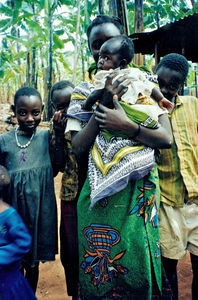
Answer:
[36, 128, 50, 136]
[34, 128, 50, 140]
[0, 130, 15, 144]
[0, 206, 16, 224]
[0, 129, 14, 137]
[1, 206, 26, 230]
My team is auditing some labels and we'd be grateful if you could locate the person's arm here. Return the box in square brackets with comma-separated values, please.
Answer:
[0, 210, 32, 269]
[82, 89, 104, 111]
[72, 73, 129, 159]
[151, 87, 173, 112]
[134, 113, 172, 149]
[0, 136, 6, 167]
[95, 97, 173, 149]
[49, 111, 67, 176]
[71, 115, 100, 160]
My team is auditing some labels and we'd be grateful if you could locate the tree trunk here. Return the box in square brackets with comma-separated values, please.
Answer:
[98, 0, 104, 14]
[72, 0, 81, 86]
[43, 8, 53, 121]
[31, 2, 36, 88]
[31, 47, 36, 88]
[55, 60, 61, 82]
[26, 52, 31, 86]
[109, 0, 129, 35]
[134, 0, 144, 66]
[80, 37, 85, 81]
[109, 0, 118, 16]
[17, 29, 23, 85]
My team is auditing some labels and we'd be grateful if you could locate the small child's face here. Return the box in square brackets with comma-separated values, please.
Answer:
[97, 41, 121, 71]
[157, 66, 183, 102]
[14, 95, 43, 133]
[52, 87, 73, 112]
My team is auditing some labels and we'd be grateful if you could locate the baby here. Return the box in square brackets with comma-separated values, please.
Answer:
[83, 35, 173, 120]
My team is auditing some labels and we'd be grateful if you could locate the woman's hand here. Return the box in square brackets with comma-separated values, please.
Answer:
[95, 96, 173, 149]
[100, 73, 129, 108]
[95, 96, 139, 136]
[95, 96, 125, 130]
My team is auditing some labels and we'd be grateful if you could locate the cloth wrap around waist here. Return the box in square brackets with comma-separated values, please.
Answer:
[88, 101, 158, 209]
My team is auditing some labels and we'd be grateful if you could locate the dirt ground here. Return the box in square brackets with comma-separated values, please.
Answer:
[36, 174, 193, 300]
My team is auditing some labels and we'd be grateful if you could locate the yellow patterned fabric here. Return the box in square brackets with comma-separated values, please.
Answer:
[88, 102, 158, 208]
[157, 95, 198, 207]
[60, 132, 78, 201]
[92, 143, 145, 177]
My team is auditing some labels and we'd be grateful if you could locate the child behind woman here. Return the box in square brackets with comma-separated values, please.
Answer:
[50, 80, 80, 299]
[0, 87, 57, 293]
[0, 165, 36, 300]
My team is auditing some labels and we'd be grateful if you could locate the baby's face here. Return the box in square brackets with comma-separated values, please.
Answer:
[97, 41, 121, 71]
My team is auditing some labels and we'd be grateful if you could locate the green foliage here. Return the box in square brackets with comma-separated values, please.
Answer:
[0, 0, 196, 104]
[127, 0, 193, 33]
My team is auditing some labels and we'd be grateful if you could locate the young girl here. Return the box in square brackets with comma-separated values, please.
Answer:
[0, 87, 58, 293]
[0, 165, 36, 300]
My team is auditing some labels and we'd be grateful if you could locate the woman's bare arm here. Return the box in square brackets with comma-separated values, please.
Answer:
[95, 98, 173, 149]
[71, 73, 129, 159]
[71, 115, 100, 160]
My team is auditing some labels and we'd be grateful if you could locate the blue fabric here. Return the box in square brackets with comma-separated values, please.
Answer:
[0, 270, 37, 300]
[0, 207, 31, 269]
[0, 207, 36, 299]
[66, 112, 93, 122]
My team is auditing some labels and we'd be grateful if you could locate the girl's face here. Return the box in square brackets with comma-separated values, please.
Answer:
[156, 66, 183, 102]
[14, 95, 43, 133]
[52, 86, 73, 112]
[89, 23, 121, 64]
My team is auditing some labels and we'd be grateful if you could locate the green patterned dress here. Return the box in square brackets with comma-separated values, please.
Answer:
[67, 82, 172, 299]
[78, 166, 163, 299]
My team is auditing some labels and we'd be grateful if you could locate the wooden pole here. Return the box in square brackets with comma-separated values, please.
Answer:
[98, 0, 104, 14]
[109, 0, 129, 35]
[134, 0, 144, 66]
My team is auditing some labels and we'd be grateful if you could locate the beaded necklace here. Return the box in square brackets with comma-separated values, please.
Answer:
[15, 126, 35, 149]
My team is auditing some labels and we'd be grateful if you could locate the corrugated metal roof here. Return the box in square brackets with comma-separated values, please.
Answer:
[129, 13, 198, 62]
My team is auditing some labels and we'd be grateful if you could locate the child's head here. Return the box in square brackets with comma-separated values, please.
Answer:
[0, 165, 10, 199]
[156, 53, 189, 101]
[97, 35, 134, 71]
[12, 87, 43, 133]
[51, 81, 74, 112]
